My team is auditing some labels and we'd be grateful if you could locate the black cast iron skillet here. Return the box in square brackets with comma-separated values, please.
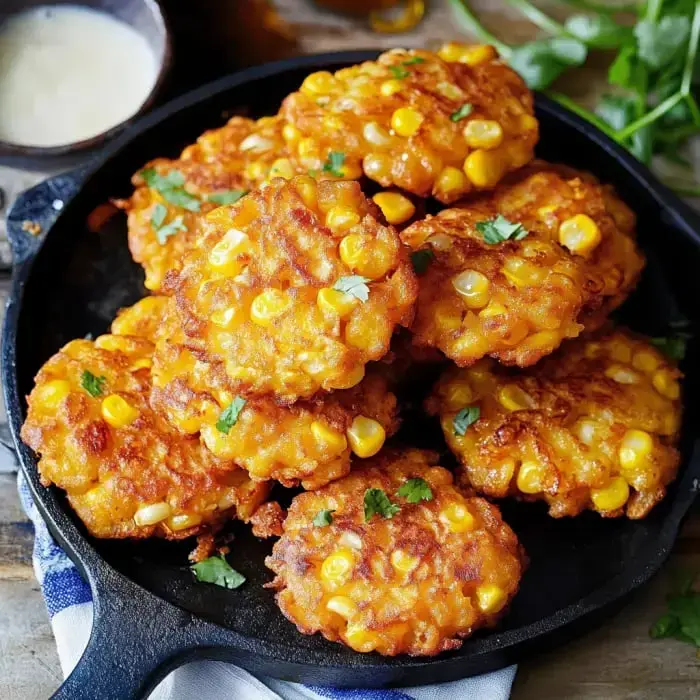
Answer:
[4, 51, 700, 700]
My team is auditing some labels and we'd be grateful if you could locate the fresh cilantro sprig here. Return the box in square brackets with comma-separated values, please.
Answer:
[313, 509, 335, 527]
[364, 488, 400, 521]
[333, 275, 371, 302]
[448, 0, 700, 192]
[650, 571, 700, 649]
[191, 555, 245, 589]
[476, 215, 529, 245]
[216, 396, 247, 434]
[208, 190, 248, 205]
[81, 370, 106, 398]
[396, 477, 433, 504]
[453, 405, 480, 436]
[140, 168, 201, 212]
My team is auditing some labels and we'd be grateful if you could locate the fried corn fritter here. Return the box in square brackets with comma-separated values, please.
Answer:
[148, 297, 400, 489]
[266, 449, 525, 656]
[121, 115, 291, 291]
[426, 329, 682, 519]
[20, 334, 270, 539]
[164, 176, 418, 401]
[281, 44, 538, 203]
[401, 162, 644, 367]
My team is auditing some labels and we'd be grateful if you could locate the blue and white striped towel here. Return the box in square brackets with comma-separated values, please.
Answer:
[17, 471, 516, 700]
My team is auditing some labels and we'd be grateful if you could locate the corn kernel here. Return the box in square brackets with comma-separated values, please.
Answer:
[464, 149, 505, 188]
[363, 122, 392, 146]
[391, 108, 424, 137]
[439, 502, 475, 533]
[479, 302, 508, 319]
[101, 394, 139, 428]
[435, 166, 468, 198]
[344, 623, 378, 652]
[338, 234, 364, 270]
[134, 501, 171, 527]
[310, 421, 348, 455]
[94, 335, 125, 352]
[463, 120, 504, 150]
[282, 123, 301, 143]
[380, 79, 403, 97]
[210, 307, 238, 329]
[520, 113, 539, 131]
[591, 476, 630, 512]
[250, 289, 290, 327]
[363, 153, 393, 182]
[502, 257, 542, 287]
[476, 584, 507, 614]
[605, 364, 640, 385]
[462, 44, 497, 66]
[524, 330, 560, 351]
[323, 115, 345, 131]
[390, 549, 419, 573]
[130, 357, 152, 371]
[632, 350, 660, 372]
[347, 416, 386, 458]
[317, 288, 358, 318]
[327, 364, 366, 390]
[36, 379, 71, 410]
[337, 160, 363, 180]
[436, 81, 463, 100]
[500, 321, 529, 347]
[516, 461, 544, 494]
[208, 228, 250, 276]
[498, 384, 532, 411]
[269, 158, 295, 180]
[575, 418, 599, 446]
[168, 513, 203, 532]
[327, 596, 357, 619]
[321, 549, 354, 586]
[444, 381, 473, 410]
[238, 134, 275, 153]
[372, 192, 415, 225]
[452, 269, 491, 308]
[619, 429, 653, 471]
[559, 214, 601, 256]
[301, 71, 338, 95]
[609, 341, 632, 363]
[653, 369, 681, 399]
[326, 206, 361, 232]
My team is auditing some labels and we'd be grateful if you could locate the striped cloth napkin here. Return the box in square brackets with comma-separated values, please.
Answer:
[17, 471, 516, 700]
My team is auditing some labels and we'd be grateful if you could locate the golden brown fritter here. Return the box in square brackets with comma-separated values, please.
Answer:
[20, 335, 270, 539]
[149, 296, 400, 489]
[426, 329, 682, 519]
[266, 449, 525, 656]
[401, 162, 644, 367]
[119, 115, 293, 292]
[162, 176, 418, 401]
[280, 44, 537, 203]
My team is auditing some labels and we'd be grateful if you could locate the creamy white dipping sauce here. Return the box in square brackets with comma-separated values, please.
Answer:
[0, 5, 158, 147]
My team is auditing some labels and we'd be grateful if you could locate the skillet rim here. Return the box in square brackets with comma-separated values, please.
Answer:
[3, 49, 700, 689]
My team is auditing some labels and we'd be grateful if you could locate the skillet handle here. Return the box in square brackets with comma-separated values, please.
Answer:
[49, 571, 196, 700]
[5, 167, 89, 265]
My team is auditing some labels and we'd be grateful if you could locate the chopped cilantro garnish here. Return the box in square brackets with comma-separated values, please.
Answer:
[140, 167, 200, 212]
[208, 190, 248, 205]
[216, 396, 247, 434]
[322, 151, 346, 178]
[389, 65, 410, 79]
[154, 215, 187, 245]
[453, 405, 481, 436]
[476, 215, 529, 245]
[402, 56, 425, 65]
[396, 477, 433, 504]
[364, 488, 400, 522]
[410, 249, 435, 275]
[191, 555, 245, 589]
[150, 202, 167, 229]
[450, 103, 474, 122]
[333, 275, 370, 302]
[313, 509, 335, 527]
[650, 332, 691, 361]
[80, 370, 105, 398]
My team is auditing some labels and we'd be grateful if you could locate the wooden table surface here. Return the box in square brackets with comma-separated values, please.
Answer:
[1, 1, 700, 697]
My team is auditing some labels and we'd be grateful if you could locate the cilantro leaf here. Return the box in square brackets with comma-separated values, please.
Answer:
[635, 15, 690, 71]
[139, 167, 200, 212]
[596, 94, 637, 132]
[313, 509, 335, 527]
[403, 56, 425, 65]
[333, 275, 371, 302]
[453, 405, 480, 436]
[322, 151, 346, 178]
[389, 65, 410, 79]
[81, 370, 106, 397]
[650, 571, 700, 648]
[411, 249, 435, 275]
[450, 103, 474, 122]
[216, 396, 247, 434]
[565, 13, 631, 50]
[155, 215, 187, 245]
[151, 202, 167, 229]
[208, 190, 248, 205]
[650, 333, 691, 361]
[191, 555, 245, 589]
[509, 37, 587, 90]
[396, 477, 433, 504]
[476, 215, 528, 244]
[364, 488, 400, 521]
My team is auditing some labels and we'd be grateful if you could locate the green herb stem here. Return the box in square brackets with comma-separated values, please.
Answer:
[547, 91, 618, 138]
[681, 1, 700, 96]
[555, 0, 640, 14]
[615, 92, 684, 140]
[507, 0, 569, 37]
[655, 122, 700, 143]
[667, 184, 700, 197]
[448, 0, 513, 57]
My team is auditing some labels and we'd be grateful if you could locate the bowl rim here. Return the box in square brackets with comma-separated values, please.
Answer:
[0, 0, 172, 158]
